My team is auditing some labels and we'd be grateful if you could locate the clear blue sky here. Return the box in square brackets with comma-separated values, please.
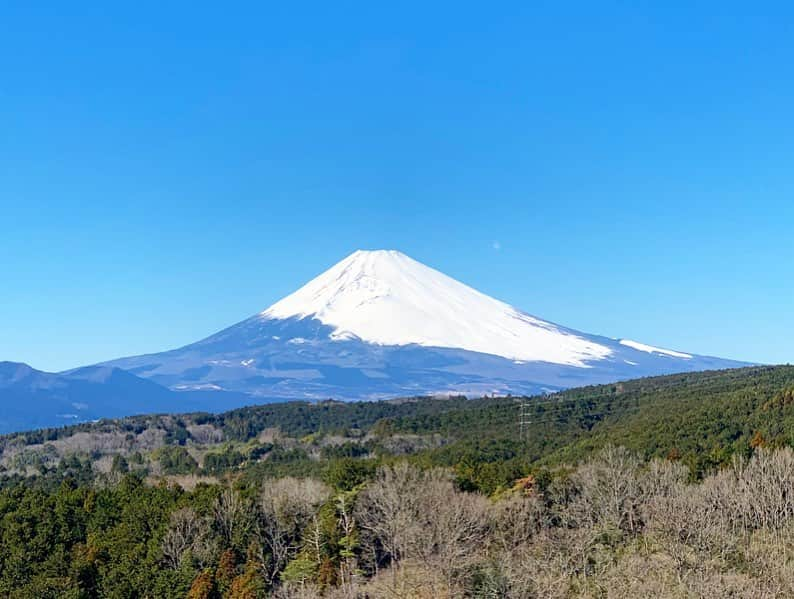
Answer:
[1, 2, 792, 371]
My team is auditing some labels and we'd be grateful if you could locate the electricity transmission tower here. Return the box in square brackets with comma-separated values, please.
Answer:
[518, 399, 532, 441]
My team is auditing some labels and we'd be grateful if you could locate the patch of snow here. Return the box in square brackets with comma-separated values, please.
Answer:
[619, 339, 692, 359]
[330, 330, 358, 341]
[262, 250, 612, 367]
[174, 383, 224, 391]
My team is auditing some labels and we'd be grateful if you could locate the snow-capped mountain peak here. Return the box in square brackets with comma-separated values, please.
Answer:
[262, 249, 613, 367]
[101, 248, 749, 403]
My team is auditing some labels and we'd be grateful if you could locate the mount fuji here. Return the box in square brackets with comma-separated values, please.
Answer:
[102, 250, 749, 401]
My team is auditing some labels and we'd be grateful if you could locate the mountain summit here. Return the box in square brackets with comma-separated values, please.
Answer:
[263, 250, 610, 366]
[103, 250, 749, 401]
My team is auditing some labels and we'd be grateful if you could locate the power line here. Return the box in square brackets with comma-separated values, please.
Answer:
[516, 404, 645, 428]
[514, 394, 650, 435]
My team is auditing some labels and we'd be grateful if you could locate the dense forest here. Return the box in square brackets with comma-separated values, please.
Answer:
[2, 365, 794, 597]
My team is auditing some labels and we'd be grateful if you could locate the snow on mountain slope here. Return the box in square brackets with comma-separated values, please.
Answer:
[618, 339, 693, 359]
[263, 250, 612, 367]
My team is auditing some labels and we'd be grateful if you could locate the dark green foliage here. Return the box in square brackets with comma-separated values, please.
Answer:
[111, 454, 129, 473]
[0, 474, 188, 597]
[158, 446, 198, 475]
[203, 447, 245, 475]
[323, 458, 376, 491]
[320, 441, 371, 460]
[165, 422, 190, 446]
[247, 443, 273, 461]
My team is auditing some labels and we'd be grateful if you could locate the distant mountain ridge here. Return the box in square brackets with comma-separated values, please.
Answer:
[102, 250, 750, 401]
[0, 362, 251, 433]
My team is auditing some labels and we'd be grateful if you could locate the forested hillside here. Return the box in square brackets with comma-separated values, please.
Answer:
[4, 365, 793, 488]
[1, 365, 794, 597]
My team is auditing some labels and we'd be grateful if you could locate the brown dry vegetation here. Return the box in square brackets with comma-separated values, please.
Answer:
[271, 447, 794, 598]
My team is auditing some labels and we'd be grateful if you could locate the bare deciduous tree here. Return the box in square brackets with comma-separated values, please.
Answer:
[213, 488, 250, 548]
[162, 507, 212, 569]
[356, 463, 489, 594]
[355, 462, 429, 569]
[254, 477, 331, 585]
[565, 445, 644, 534]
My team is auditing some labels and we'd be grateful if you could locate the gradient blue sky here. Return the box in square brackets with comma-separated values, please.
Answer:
[2, 2, 793, 371]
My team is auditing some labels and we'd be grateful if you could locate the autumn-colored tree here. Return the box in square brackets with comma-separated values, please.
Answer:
[751, 431, 767, 449]
[511, 474, 536, 496]
[215, 549, 237, 594]
[186, 569, 217, 599]
[317, 556, 338, 588]
[227, 561, 266, 599]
